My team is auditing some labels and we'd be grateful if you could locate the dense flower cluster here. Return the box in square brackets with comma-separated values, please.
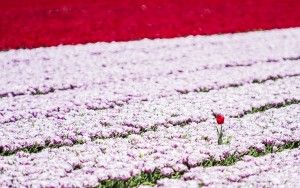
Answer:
[1, 76, 299, 153]
[0, 28, 299, 187]
[156, 148, 300, 187]
[0, 105, 299, 187]
[0, 28, 300, 123]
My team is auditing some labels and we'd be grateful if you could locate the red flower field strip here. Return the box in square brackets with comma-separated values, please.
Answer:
[1, 76, 299, 154]
[1, 105, 299, 187]
[1, 28, 299, 98]
[1, 0, 300, 50]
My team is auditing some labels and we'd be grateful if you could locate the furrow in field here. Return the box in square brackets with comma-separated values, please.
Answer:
[1, 60, 300, 124]
[1, 76, 299, 155]
[0, 105, 299, 187]
[0, 28, 299, 97]
[155, 148, 300, 188]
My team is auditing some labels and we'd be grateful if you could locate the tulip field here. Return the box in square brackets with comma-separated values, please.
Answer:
[1, 1, 300, 187]
[1, 27, 300, 187]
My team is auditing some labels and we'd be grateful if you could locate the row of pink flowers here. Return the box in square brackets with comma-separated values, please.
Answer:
[155, 148, 300, 187]
[1, 105, 299, 187]
[0, 28, 299, 124]
[1, 60, 299, 124]
[1, 76, 299, 153]
[1, 27, 298, 97]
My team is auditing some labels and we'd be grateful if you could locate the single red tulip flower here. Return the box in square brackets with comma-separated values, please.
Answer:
[216, 114, 225, 125]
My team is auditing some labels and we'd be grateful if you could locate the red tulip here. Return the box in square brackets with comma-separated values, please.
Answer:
[216, 114, 225, 125]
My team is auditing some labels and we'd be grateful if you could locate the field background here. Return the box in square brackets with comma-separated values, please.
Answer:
[1, 1, 300, 187]
[1, 0, 300, 50]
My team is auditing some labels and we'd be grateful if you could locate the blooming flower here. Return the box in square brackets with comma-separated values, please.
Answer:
[216, 114, 225, 125]
[212, 113, 225, 144]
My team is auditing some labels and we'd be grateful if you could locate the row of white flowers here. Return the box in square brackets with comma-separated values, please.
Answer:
[1, 76, 299, 153]
[1, 28, 299, 98]
[155, 148, 300, 187]
[0, 28, 299, 124]
[0, 105, 299, 187]
[1, 60, 300, 124]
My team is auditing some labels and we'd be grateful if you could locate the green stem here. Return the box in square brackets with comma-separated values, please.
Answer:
[218, 126, 223, 145]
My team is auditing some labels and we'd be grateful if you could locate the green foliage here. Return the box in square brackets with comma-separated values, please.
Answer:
[98, 171, 163, 188]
